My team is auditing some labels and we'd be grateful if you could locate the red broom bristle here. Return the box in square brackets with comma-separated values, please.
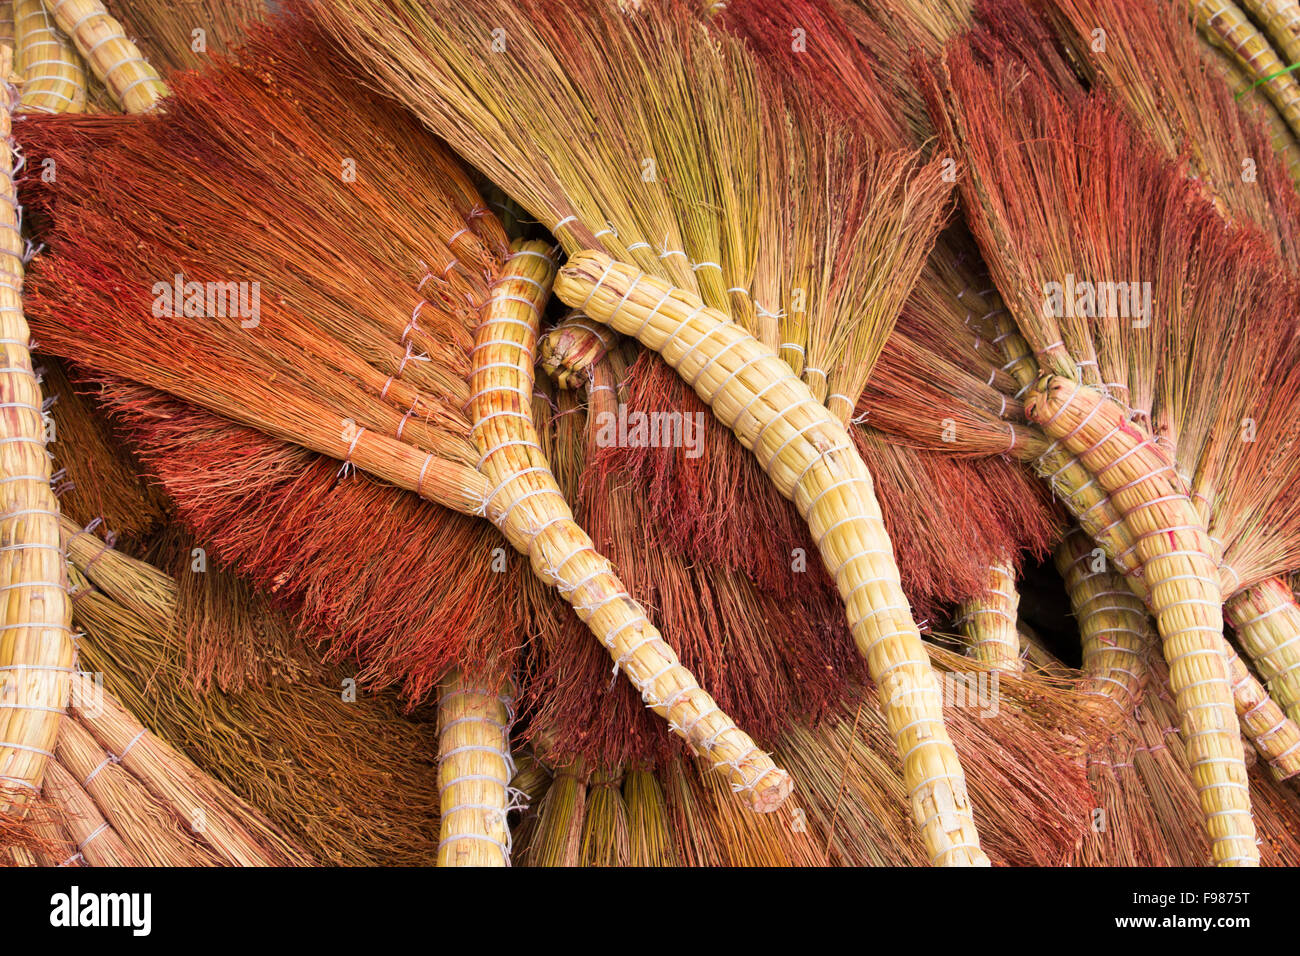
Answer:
[87, 378, 524, 703]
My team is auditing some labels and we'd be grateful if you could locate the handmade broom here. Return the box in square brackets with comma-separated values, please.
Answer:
[921, 23, 1300, 864]
[0, 41, 73, 827]
[731, 0, 1300, 800]
[39, 0, 166, 113]
[19, 20, 788, 813]
[1034, 0, 1300, 729]
[64, 518, 462, 865]
[317, 0, 1050, 865]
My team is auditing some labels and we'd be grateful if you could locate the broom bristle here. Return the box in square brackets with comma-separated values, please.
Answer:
[40, 356, 168, 543]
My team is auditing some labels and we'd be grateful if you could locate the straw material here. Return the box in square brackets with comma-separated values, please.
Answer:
[472, 241, 790, 812]
[0, 55, 73, 814]
[14, 0, 83, 112]
[41, 358, 167, 543]
[102, 0, 266, 73]
[0, 2, 12, 48]
[1026, 376, 1257, 865]
[624, 767, 677, 866]
[522, 755, 586, 867]
[65, 537, 445, 866]
[41, 759, 135, 865]
[556, 251, 988, 866]
[437, 672, 515, 866]
[42, 0, 166, 112]
[69, 690, 309, 865]
[55, 714, 220, 865]
[1195, 0, 1300, 142]
[581, 766, 630, 867]
[1208, 32, 1300, 182]
[1227, 577, 1300, 726]
[955, 561, 1023, 673]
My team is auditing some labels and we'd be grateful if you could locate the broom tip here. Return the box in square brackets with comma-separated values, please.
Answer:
[745, 767, 794, 813]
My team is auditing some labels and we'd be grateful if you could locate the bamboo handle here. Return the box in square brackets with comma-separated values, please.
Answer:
[0, 58, 74, 815]
[555, 250, 988, 865]
[470, 241, 792, 813]
[955, 562, 1023, 673]
[41, 0, 165, 113]
[1227, 578, 1300, 727]
[436, 672, 515, 866]
[1027, 375, 1258, 865]
[14, 0, 84, 113]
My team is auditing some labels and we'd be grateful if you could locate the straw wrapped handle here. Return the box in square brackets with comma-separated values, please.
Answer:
[0, 60, 74, 815]
[554, 250, 988, 866]
[41, 0, 166, 113]
[469, 241, 792, 813]
[14, 0, 86, 113]
[1027, 375, 1258, 866]
[1055, 528, 1151, 719]
[1227, 578, 1300, 727]
[956, 562, 1023, 674]
[437, 672, 517, 866]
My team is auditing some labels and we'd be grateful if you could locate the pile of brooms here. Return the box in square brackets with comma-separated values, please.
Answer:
[1, 0, 1300, 868]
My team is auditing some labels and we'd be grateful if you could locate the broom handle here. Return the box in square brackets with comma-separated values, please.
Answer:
[40, 0, 166, 113]
[554, 250, 989, 866]
[436, 671, 516, 866]
[1027, 375, 1258, 865]
[470, 240, 792, 813]
[13, 0, 85, 114]
[954, 561, 1023, 674]
[1226, 578, 1300, 728]
[1055, 528, 1151, 719]
[0, 57, 75, 814]
[537, 310, 618, 390]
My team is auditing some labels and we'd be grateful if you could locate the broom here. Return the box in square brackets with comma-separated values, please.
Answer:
[924, 22, 1300, 864]
[56, 659, 311, 867]
[64, 520, 455, 866]
[740, 0, 1299, 789]
[0, 42, 73, 818]
[539, 334, 1092, 863]
[314, 0, 1034, 863]
[19, 21, 787, 810]
[982, 0, 1300, 750]
[1035, 0, 1300, 729]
